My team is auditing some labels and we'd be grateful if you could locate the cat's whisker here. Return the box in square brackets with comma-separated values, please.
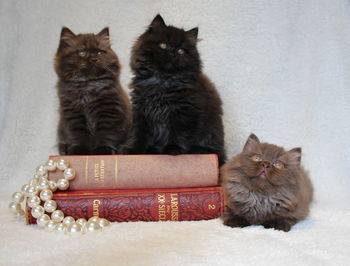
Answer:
[102, 65, 116, 74]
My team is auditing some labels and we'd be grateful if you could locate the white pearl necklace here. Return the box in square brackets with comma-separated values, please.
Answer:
[9, 158, 110, 234]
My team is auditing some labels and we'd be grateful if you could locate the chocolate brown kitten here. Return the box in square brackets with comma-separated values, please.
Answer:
[55, 27, 131, 155]
[221, 134, 313, 231]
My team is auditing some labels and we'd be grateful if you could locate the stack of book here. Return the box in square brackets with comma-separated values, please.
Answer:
[26, 154, 224, 223]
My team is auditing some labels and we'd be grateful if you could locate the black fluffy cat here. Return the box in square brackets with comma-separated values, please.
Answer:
[55, 27, 132, 155]
[129, 15, 226, 165]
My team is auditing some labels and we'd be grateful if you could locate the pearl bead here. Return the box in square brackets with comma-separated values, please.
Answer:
[44, 200, 57, 213]
[48, 180, 57, 192]
[35, 173, 48, 180]
[36, 165, 48, 177]
[76, 218, 87, 227]
[21, 184, 30, 196]
[9, 159, 112, 234]
[31, 205, 45, 218]
[66, 222, 82, 234]
[99, 218, 110, 228]
[57, 159, 69, 170]
[38, 178, 49, 190]
[86, 221, 101, 232]
[28, 195, 41, 208]
[15, 209, 25, 218]
[55, 223, 66, 232]
[64, 168, 76, 180]
[63, 216, 75, 225]
[40, 189, 53, 201]
[80, 226, 87, 235]
[27, 185, 38, 197]
[29, 177, 39, 187]
[37, 214, 50, 227]
[8, 202, 22, 214]
[12, 192, 24, 203]
[88, 216, 100, 223]
[45, 159, 57, 171]
[57, 178, 69, 190]
[51, 210, 64, 223]
[46, 220, 57, 232]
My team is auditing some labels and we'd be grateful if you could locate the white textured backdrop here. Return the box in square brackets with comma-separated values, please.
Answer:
[1, 1, 350, 265]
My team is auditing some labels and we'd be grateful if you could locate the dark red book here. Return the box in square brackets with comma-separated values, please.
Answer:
[49, 154, 219, 190]
[26, 187, 224, 224]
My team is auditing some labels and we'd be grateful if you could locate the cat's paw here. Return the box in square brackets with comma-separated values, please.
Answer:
[223, 214, 250, 228]
[163, 145, 183, 155]
[188, 145, 214, 155]
[93, 146, 116, 155]
[67, 145, 90, 155]
[262, 219, 295, 232]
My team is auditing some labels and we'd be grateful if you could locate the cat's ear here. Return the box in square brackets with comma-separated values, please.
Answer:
[285, 147, 302, 166]
[243, 133, 260, 153]
[98, 27, 109, 40]
[60, 27, 75, 40]
[59, 27, 76, 49]
[97, 27, 110, 46]
[150, 14, 166, 29]
[186, 27, 199, 44]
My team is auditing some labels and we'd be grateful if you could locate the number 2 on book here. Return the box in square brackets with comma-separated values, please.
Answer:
[208, 204, 216, 210]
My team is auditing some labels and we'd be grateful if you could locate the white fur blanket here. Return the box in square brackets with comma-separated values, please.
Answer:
[1, 0, 349, 265]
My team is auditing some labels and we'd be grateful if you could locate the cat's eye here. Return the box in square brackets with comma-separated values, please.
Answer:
[97, 50, 105, 56]
[273, 161, 284, 170]
[159, 43, 167, 49]
[177, 48, 184, 55]
[251, 154, 262, 162]
[78, 51, 87, 57]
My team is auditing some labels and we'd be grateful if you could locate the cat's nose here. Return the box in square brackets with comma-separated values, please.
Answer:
[262, 161, 270, 168]
[90, 57, 99, 62]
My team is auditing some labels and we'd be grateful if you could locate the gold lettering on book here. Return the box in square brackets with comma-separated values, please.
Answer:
[93, 199, 101, 216]
[94, 163, 99, 182]
[170, 193, 179, 221]
[157, 194, 166, 220]
[100, 160, 105, 185]
[94, 160, 105, 186]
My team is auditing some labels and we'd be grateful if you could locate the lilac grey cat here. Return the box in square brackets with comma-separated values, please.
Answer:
[221, 134, 313, 232]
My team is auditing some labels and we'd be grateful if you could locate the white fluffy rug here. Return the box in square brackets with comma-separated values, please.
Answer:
[1, 0, 350, 265]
